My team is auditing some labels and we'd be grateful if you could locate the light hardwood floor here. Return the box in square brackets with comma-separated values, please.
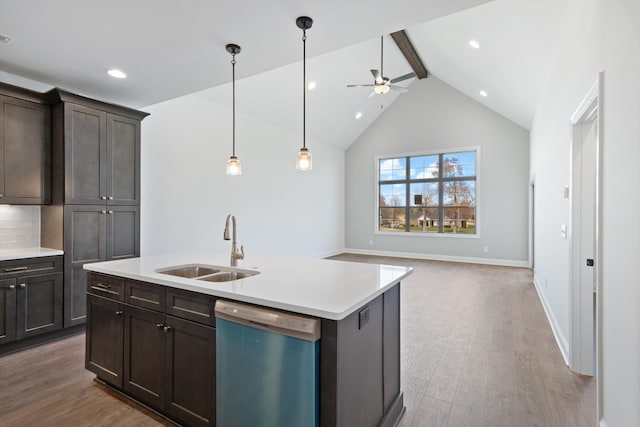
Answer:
[0, 255, 595, 426]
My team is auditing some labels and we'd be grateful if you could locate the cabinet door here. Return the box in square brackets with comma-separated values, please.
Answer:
[106, 205, 140, 261]
[15, 272, 63, 340]
[86, 294, 124, 387]
[165, 315, 216, 427]
[64, 205, 107, 326]
[0, 95, 51, 204]
[124, 305, 165, 410]
[106, 114, 140, 205]
[64, 103, 107, 205]
[0, 278, 16, 344]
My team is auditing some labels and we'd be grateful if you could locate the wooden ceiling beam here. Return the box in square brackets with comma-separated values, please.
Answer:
[390, 30, 428, 79]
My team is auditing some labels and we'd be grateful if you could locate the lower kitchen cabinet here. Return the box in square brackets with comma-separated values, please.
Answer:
[85, 294, 124, 387]
[122, 305, 216, 427]
[0, 257, 63, 346]
[123, 304, 166, 408]
[165, 315, 216, 427]
[0, 278, 17, 344]
[86, 272, 216, 427]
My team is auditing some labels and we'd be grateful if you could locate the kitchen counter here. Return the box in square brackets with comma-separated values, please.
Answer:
[83, 252, 412, 320]
[0, 247, 64, 261]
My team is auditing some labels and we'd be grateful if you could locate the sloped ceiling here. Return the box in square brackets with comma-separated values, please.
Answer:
[0, 0, 567, 149]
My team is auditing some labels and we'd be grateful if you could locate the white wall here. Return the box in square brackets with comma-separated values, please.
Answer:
[140, 93, 344, 259]
[345, 77, 529, 265]
[530, 1, 640, 426]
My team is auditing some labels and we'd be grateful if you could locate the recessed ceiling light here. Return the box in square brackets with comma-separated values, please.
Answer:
[308, 81, 317, 90]
[355, 112, 363, 119]
[107, 69, 127, 79]
[0, 33, 13, 44]
[479, 90, 488, 97]
[469, 40, 480, 49]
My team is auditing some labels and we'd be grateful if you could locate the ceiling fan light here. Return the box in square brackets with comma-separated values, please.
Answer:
[296, 147, 312, 171]
[226, 156, 241, 175]
[374, 84, 390, 95]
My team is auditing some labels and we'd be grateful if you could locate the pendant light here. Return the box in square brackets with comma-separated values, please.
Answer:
[296, 16, 313, 171]
[226, 43, 242, 175]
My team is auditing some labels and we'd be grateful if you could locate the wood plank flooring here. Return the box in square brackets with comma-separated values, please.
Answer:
[0, 255, 596, 426]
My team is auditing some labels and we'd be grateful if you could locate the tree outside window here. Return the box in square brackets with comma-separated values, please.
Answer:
[378, 150, 476, 234]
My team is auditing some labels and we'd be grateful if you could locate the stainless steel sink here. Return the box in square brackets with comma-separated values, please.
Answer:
[158, 266, 221, 278]
[198, 271, 259, 282]
[156, 264, 259, 282]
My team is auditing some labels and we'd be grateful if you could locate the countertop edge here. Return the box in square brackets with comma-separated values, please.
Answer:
[84, 261, 413, 321]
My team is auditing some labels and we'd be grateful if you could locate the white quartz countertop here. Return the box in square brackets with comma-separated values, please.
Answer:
[84, 252, 413, 320]
[0, 247, 64, 261]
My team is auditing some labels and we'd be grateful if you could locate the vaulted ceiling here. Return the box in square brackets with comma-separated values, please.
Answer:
[0, 0, 567, 149]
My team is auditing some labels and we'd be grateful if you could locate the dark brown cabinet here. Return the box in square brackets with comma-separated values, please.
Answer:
[0, 88, 51, 205]
[0, 256, 63, 345]
[58, 102, 140, 206]
[63, 204, 139, 327]
[86, 294, 124, 387]
[87, 273, 216, 427]
[42, 89, 148, 329]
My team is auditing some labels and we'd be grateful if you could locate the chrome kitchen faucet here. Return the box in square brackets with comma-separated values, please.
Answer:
[223, 214, 244, 267]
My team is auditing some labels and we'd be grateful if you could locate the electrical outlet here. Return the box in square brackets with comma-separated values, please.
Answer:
[359, 306, 370, 329]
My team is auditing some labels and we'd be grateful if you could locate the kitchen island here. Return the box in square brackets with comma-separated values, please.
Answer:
[84, 253, 412, 427]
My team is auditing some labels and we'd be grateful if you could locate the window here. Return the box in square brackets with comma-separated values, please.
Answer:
[378, 150, 477, 234]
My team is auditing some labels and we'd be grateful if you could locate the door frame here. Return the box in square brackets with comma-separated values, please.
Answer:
[568, 73, 603, 416]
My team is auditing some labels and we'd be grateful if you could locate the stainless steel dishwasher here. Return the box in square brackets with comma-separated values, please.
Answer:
[215, 300, 321, 427]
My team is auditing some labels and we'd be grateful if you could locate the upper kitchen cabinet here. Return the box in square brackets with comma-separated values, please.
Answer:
[0, 84, 51, 205]
[47, 89, 148, 206]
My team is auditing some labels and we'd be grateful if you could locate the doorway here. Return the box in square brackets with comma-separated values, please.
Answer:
[569, 74, 602, 409]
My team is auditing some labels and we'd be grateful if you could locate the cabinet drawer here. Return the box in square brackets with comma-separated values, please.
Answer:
[124, 280, 165, 312]
[87, 273, 124, 301]
[0, 256, 62, 277]
[166, 288, 216, 327]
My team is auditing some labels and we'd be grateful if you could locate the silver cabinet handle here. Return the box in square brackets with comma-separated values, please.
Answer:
[101, 196, 107, 200]
[108, 211, 113, 214]
[101, 210, 107, 214]
[8, 284, 15, 290]
[19, 283, 26, 289]
[156, 323, 164, 329]
[0, 194, 3, 197]
[108, 196, 114, 200]
[4, 266, 28, 273]
[115, 311, 123, 316]
[163, 325, 172, 332]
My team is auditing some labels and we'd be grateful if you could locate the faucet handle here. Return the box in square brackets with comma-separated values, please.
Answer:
[238, 245, 245, 260]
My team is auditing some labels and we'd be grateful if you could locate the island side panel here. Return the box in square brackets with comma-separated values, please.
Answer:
[321, 283, 403, 427]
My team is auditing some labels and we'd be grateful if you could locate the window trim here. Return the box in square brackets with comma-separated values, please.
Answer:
[374, 146, 481, 239]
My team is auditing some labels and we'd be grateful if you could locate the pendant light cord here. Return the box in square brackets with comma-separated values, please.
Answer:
[302, 29, 307, 150]
[231, 53, 236, 157]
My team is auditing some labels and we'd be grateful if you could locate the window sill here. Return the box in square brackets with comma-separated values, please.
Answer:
[374, 230, 480, 239]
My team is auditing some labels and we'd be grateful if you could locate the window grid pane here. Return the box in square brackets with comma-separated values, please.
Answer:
[378, 151, 476, 234]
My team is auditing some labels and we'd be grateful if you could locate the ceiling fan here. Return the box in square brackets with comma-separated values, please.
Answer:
[347, 35, 415, 97]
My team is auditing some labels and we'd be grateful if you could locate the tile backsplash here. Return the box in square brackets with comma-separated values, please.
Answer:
[0, 206, 40, 249]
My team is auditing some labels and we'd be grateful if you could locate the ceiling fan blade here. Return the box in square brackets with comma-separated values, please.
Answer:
[390, 72, 416, 84]
[347, 84, 375, 88]
[370, 69, 382, 84]
[389, 86, 409, 93]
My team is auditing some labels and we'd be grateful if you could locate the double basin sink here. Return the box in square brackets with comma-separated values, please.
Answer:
[157, 264, 260, 283]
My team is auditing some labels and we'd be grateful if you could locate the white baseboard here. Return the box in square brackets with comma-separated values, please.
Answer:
[533, 275, 570, 366]
[343, 248, 529, 268]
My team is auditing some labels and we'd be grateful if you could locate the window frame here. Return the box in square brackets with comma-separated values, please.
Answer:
[375, 146, 481, 239]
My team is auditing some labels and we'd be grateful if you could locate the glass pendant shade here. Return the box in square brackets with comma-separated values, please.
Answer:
[226, 156, 241, 175]
[296, 147, 312, 171]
